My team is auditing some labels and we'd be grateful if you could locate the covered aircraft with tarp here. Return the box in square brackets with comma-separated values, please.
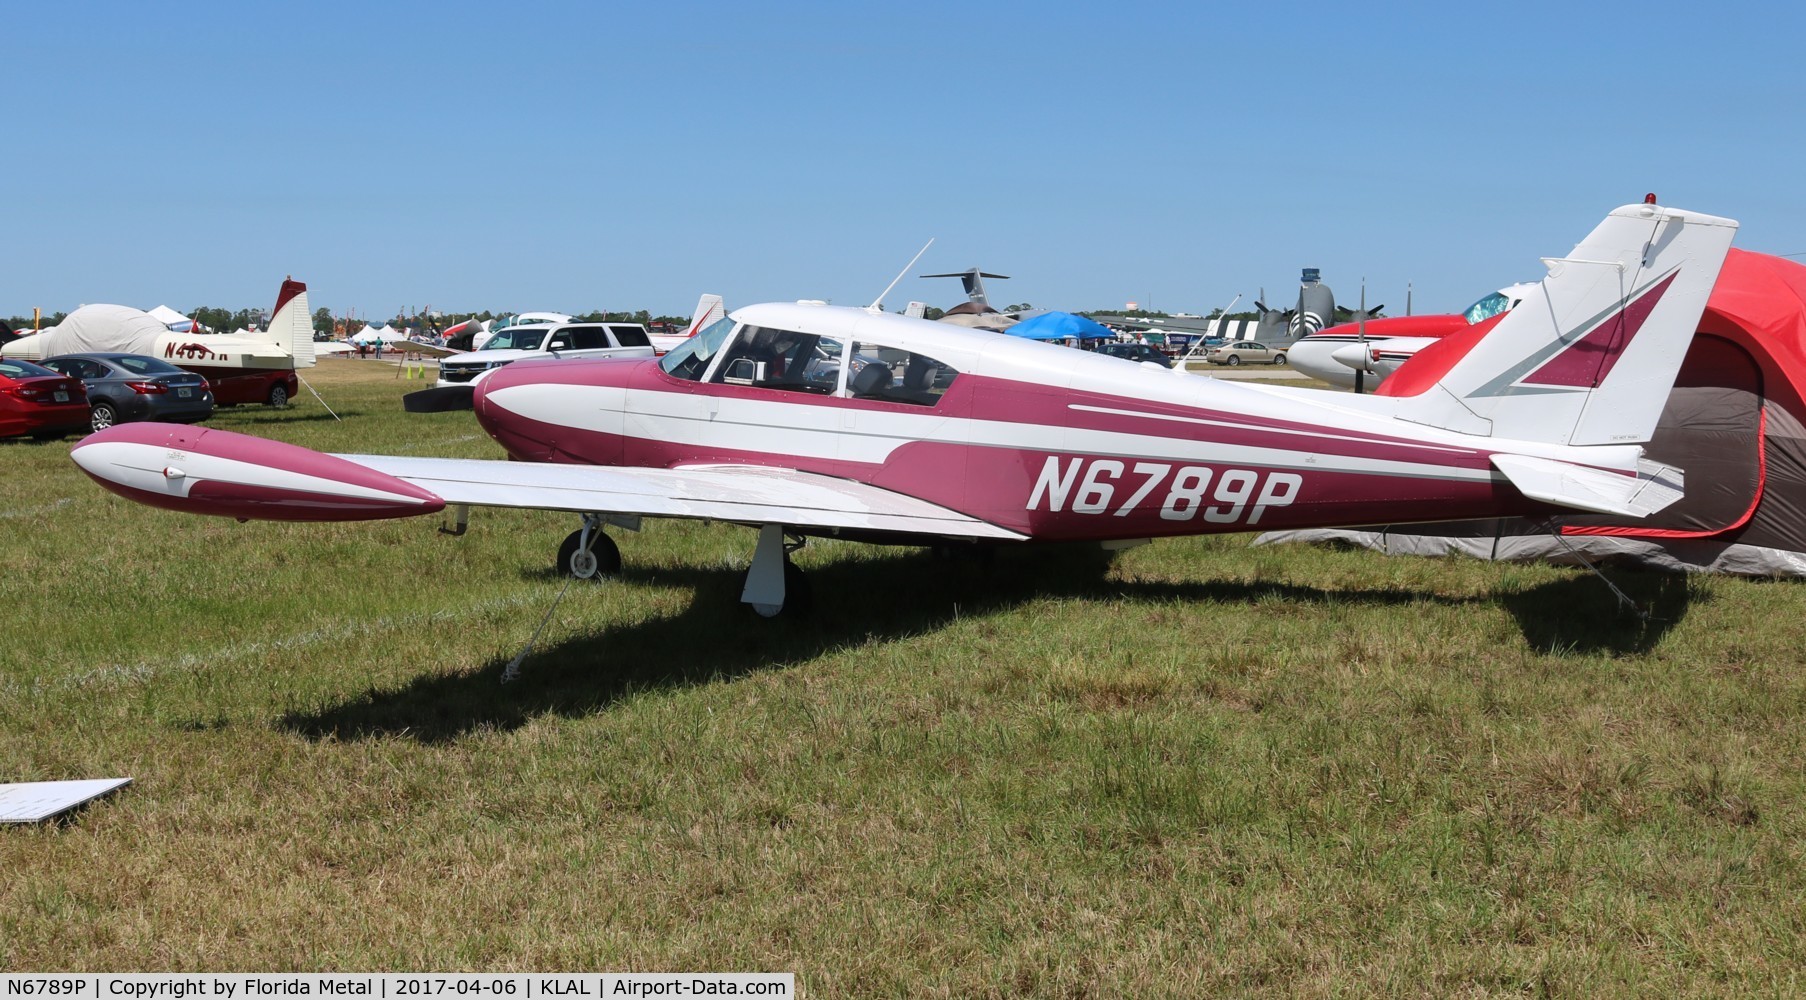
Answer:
[1258, 248, 1806, 576]
[3, 278, 315, 407]
[146, 304, 201, 332]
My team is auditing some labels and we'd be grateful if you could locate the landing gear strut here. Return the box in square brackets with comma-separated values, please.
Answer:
[503, 515, 625, 683]
[743, 524, 812, 618]
[557, 514, 622, 580]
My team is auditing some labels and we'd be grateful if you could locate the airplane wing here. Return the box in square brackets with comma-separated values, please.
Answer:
[341, 454, 1026, 539]
[383, 341, 463, 358]
[69, 423, 1022, 539]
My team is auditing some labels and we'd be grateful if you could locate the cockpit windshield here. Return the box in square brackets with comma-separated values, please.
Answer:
[1462, 292, 1512, 325]
[658, 316, 737, 380]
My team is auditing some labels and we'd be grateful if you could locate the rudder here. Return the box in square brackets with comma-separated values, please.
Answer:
[1395, 202, 1736, 446]
[267, 277, 316, 368]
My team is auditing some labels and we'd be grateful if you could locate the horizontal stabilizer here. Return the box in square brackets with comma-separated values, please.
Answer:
[1491, 453, 1684, 518]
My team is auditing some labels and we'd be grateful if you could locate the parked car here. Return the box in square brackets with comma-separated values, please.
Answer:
[1095, 342, 1173, 368]
[41, 353, 213, 431]
[207, 368, 298, 408]
[0, 358, 90, 439]
[1206, 341, 1287, 366]
[470, 311, 574, 352]
[436, 321, 656, 389]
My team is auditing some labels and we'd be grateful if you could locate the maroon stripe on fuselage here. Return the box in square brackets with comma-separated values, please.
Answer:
[962, 376, 1496, 473]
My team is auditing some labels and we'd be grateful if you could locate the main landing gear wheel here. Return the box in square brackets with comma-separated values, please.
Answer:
[771, 560, 814, 618]
[749, 560, 812, 619]
[557, 528, 621, 580]
[743, 524, 812, 618]
[1225, 355, 1240, 367]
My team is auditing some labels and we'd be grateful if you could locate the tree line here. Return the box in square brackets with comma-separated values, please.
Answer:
[0, 306, 698, 338]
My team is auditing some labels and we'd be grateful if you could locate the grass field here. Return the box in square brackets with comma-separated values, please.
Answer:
[3, 359, 1804, 995]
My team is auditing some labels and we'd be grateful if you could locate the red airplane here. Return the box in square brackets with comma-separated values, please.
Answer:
[73, 202, 1735, 624]
[1285, 284, 1536, 389]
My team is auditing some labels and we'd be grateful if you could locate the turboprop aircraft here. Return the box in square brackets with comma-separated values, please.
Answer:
[72, 201, 1734, 624]
[1288, 283, 1535, 389]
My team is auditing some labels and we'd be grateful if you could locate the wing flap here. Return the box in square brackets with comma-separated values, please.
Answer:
[338, 453, 1026, 540]
[1491, 453, 1684, 518]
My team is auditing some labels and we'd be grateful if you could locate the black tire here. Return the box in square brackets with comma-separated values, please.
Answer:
[781, 559, 813, 616]
[1273, 353, 1287, 366]
[267, 383, 290, 408]
[556, 528, 622, 580]
[748, 559, 814, 619]
[90, 401, 117, 432]
[1225, 355, 1240, 367]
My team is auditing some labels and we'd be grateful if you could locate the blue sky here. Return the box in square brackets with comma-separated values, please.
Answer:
[7, 1, 1804, 322]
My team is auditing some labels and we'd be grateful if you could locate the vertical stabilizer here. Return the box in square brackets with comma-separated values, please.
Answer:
[686, 293, 726, 336]
[268, 278, 316, 368]
[1395, 203, 1736, 446]
[920, 268, 1010, 307]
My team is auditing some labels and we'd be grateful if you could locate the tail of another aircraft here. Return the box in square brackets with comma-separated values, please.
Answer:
[1395, 201, 1736, 448]
[265, 277, 316, 368]
[920, 268, 1009, 307]
[686, 293, 726, 336]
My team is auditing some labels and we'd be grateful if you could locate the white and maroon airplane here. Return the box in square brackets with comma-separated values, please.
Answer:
[73, 202, 1735, 619]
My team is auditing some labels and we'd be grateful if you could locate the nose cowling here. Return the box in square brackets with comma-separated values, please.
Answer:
[474, 356, 638, 464]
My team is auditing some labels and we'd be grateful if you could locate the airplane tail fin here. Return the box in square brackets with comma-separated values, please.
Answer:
[1394, 202, 1736, 447]
[266, 278, 316, 368]
[685, 293, 725, 336]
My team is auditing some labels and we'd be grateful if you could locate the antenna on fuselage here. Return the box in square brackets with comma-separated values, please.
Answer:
[868, 239, 935, 314]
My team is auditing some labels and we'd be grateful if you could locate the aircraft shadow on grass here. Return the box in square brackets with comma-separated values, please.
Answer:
[1500, 570, 1698, 656]
[220, 409, 360, 425]
[278, 545, 1695, 744]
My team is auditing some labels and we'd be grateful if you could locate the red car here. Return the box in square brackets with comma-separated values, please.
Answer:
[207, 368, 299, 408]
[0, 358, 91, 439]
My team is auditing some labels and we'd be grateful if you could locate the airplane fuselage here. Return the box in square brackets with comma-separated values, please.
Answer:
[473, 349, 1550, 544]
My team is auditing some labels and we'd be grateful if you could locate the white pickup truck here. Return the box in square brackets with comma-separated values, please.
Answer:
[435, 320, 656, 390]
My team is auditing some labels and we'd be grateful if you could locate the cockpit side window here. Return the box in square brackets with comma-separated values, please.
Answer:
[658, 316, 737, 381]
[846, 342, 959, 406]
[707, 326, 845, 394]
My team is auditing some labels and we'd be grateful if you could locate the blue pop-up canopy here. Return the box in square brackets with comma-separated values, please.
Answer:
[1004, 311, 1114, 342]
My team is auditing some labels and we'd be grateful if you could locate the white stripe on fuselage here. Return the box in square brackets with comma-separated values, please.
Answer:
[1066, 404, 1477, 455]
[486, 383, 1500, 483]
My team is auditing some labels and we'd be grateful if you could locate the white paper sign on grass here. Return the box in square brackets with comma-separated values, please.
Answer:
[0, 779, 132, 823]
